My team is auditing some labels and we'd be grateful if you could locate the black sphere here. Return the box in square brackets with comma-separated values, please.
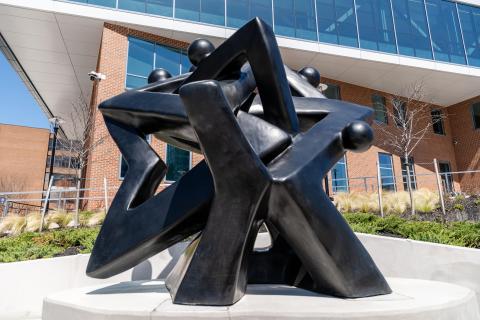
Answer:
[188, 39, 215, 66]
[341, 121, 374, 153]
[148, 68, 172, 84]
[298, 67, 321, 87]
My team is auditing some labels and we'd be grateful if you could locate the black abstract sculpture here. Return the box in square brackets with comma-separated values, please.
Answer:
[87, 18, 392, 306]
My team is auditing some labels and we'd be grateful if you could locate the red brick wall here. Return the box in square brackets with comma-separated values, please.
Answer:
[448, 97, 480, 193]
[85, 23, 479, 208]
[0, 124, 50, 196]
[85, 24, 195, 209]
[322, 78, 460, 193]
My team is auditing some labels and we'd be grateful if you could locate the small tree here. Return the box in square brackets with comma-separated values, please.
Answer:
[56, 97, 106, 224]
[376, 82, 446, 215]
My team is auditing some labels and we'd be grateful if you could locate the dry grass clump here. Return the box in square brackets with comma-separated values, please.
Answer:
[334, 192, 379, 214]
[24, 213, 41, 232]
[86, 211, 106, 226]
[47, 212, 73, 229]
[413, 188, 439, 213]
[335, 189, 440, 215]
[0, 215, 26, 235]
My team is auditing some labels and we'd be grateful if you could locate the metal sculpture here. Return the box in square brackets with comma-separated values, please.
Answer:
[87, 17, 392, 306]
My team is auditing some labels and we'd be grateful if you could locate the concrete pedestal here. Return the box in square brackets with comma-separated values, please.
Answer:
[42, 278, 479, 320]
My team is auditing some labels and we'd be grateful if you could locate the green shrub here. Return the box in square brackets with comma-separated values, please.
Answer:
[453, 203, 465, 211]
[343, 213, 480, 248]
[0, 227, 99, 263]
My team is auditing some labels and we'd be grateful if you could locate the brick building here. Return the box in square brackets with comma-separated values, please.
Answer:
[1, 0, 480, 207]
[0, 124, 49, 193]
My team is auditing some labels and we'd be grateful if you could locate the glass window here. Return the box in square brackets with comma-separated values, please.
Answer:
[472, 102, 480, 129]
[458, 4, 480, 67]
[227, 0, 273, 28]
[155, 45, 182, 76]
[331, 156, 348, 193]
[316, 0, 358, 47]
[118, 0, 146, 12]
[431, 109, 445, 135]
[76, 0, 116, 7]
[356, 0, 397, 53]
[126, 37, 190, 88]
[401, 156, 417, 191]
[323, 83, 341, 99]
[147, 0, 174, 16]
[392, 0, 433, 59]
[180, 53, 193, 73]
[166, 145, 191, 182]
[438, 161, 454, 193]
[127, 37, 154, 78]
[425, 0, 466, 64]
[378, 153, 396, 191]
[371, 94, 387, 123]
[274, 0, 318, 41]
[175, 0, 225, 26]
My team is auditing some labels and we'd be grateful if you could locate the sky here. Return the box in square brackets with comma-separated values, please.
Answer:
[0, 52, 49, 129]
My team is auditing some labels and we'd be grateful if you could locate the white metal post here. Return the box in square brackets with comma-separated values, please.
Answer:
[104, 177, 109, 212]
[74, 178, 81, 228]
[433, 159, 446, 216]
[376, 161, 384, 218]
[40, 176, 54, 232]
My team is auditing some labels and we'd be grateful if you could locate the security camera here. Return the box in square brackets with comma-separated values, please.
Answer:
[88, 71, 106, 81]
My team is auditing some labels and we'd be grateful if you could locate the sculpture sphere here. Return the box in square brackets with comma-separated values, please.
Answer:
[148, 68, 172, 84]
[188, 39, 215, 66]
[341, 121, 374, 152]
[298, 67, 321, 88]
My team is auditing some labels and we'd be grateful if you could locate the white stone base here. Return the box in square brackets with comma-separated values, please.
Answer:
[42, 278, 480, 320]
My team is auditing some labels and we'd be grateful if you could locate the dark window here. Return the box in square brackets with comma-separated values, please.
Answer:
[392, 0, 433, 59]
[472, 102, 480, 129]
[274, 0, 318, 41]
[431, 109, 445, 135]
[323, 83, 341, 99]
[425, 0, 466, 64]
[401, 156, 416, 191]
[331, 155, 348, 193]
[438, 161, 454, 193]
[166, 145, 191, 182]
[371, 94, 387, 124]
[356, 0, 397, 54]
[226, 0, 273, 28]
[378, 153, 396, 191]
[46, 156, 80, 169]
[393, 99, 407, 127]
[316, 0, 358, 47]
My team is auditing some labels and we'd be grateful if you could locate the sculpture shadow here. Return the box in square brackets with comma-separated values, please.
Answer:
[87, 281, 168, 295]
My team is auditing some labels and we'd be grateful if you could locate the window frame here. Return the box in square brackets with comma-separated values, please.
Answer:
[125, 36, 190, 89]
[378, 152, 396, 192]
[371, 93, 388, 124]
[331, 155, 349, 193]
[431, 109, 446, 135]
[164, 144, 193, 184]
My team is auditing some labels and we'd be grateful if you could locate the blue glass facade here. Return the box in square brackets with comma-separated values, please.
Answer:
[67, 0, 480, 67]
[126, 37, 191, 88]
